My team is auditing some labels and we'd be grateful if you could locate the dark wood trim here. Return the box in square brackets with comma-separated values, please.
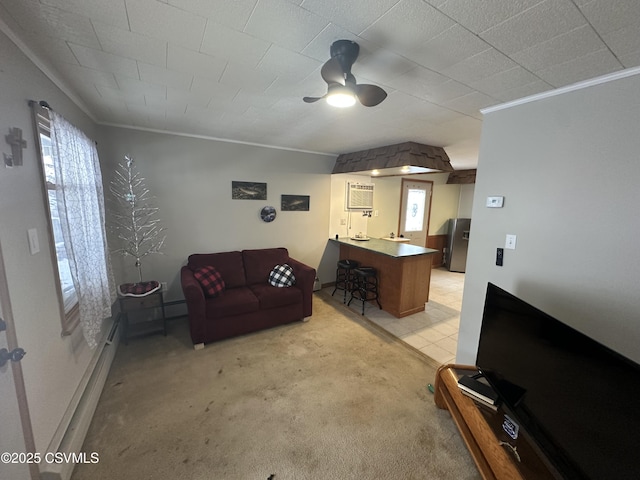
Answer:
[427, 234, 448, 267]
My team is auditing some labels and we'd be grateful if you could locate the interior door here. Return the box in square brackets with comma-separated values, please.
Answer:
[0, 242, 37, 480]
[398, 179, 432, 246]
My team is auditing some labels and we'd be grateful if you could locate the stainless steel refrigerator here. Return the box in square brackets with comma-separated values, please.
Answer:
[446, 218, 471, 273]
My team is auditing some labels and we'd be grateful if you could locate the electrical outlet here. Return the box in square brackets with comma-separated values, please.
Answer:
[161, 282, 168, 292]
[340, 218, 347, 225]
[496, 248, 504, 266]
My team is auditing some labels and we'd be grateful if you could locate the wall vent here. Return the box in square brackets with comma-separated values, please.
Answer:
[346, 182, 374, 210]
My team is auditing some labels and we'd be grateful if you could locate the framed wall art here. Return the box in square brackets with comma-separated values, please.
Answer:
[260, 206, 277, 222]
[232, 181, 267, 200]
[281, 195, 310, 211]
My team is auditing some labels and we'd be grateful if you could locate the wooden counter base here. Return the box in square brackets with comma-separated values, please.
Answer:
[339, 244, 432, 318]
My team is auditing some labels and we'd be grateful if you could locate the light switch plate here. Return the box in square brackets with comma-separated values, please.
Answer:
[28, 228, 40, 254]
[505, 234, 517, 250]
[486, 196, 504, 208]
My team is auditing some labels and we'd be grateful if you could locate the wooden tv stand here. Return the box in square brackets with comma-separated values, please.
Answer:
[434, 364, 557, 480]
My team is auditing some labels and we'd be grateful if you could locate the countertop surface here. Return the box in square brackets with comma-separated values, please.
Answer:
[330, 237, 438, 258]
[380, 237, 411, 243]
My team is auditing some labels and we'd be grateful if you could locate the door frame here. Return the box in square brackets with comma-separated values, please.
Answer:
[397, 178, 434, 247]
[0, 241, 38, 479]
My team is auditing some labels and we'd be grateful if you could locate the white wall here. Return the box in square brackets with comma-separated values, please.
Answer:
[365, 173, 463, 238]
[329, 173, 371, 239]
[0, 30, 102, 453]
[457, 184, 475, 218]
[430, 177, 463, 235]
[457, 70, 640, 365]
[363, 175, 398, 239]
[98, 127, 336, 296]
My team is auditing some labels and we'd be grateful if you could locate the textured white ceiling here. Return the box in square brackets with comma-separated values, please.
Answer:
[1, 0, 638, 169]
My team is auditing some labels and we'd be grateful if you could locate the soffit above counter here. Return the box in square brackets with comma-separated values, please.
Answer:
[332, 141, 454, 176]
[447, 169, 477, 184]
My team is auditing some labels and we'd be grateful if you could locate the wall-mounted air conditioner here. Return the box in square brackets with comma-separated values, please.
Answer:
[346, 182, 374, 210]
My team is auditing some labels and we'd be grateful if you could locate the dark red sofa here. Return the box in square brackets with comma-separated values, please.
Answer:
[181, 248, 315, 348]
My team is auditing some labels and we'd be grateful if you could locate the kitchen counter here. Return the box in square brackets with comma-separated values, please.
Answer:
[380, 236, 411, 244]
[331, 237, 437, 257]
[330, 237, 438, 318]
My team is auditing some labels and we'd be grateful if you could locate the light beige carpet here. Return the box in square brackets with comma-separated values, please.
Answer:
[71, 292, 479, 480]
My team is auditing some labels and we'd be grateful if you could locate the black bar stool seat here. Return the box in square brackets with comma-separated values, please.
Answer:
[348, 266, 382, 315]
[332, 259, 360, 303]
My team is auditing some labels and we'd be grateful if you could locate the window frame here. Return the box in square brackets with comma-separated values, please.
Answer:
[31, 102, 80, 335]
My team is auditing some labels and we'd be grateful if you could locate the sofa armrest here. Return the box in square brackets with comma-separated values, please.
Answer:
[181, 266, 206, 344]
[288, 257, 316, 318]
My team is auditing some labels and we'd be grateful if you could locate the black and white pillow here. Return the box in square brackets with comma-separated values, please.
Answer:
[269, 264, 296, 287]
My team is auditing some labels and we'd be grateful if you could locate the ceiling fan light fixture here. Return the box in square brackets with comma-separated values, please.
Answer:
[326, 85, 356, 108]
[304, 40, 387, 108]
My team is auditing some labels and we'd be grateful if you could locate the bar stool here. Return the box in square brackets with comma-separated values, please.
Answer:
[332, 259, 360, 303]
[348, 267, 382, 315]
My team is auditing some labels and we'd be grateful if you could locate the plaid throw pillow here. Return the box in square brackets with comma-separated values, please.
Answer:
[193, 266, 225, 297]
[269, 264, 296, 288]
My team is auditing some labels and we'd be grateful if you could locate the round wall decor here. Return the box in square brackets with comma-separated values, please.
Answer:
[260, 206, 276, 222]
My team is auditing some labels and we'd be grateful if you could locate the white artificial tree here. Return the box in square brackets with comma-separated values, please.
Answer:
[109, 155, 166, 283]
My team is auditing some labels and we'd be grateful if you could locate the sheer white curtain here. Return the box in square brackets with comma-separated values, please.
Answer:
[50, 112, 115, 348]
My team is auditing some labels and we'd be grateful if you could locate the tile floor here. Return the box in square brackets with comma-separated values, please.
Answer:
[325, 267, 465, 365]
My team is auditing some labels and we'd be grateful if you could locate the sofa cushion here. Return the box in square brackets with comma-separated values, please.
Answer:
[188, 251, 246, 288]
[249, 283, 302, 310]
[193, 266, 225, 297]
[269, 264, 296, 287]
[205, 287, 259, 319]
[242, 248, 290, 285]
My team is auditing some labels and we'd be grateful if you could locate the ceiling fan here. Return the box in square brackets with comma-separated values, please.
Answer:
[303, 40, 387, 108]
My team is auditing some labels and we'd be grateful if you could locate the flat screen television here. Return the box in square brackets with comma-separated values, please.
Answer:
[476, 283, 640, 480]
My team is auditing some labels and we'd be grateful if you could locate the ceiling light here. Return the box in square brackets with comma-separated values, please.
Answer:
[371, 169, 380, 176]
[401, 166, 411, 173]
[326, 84, 356, 108]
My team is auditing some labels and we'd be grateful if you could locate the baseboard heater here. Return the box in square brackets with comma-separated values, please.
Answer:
[40, 317, 120, 480]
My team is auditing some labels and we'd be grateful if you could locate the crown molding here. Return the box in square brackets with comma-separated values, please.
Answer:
[98, 122, 337, 157]
[481, 66, 640, 115]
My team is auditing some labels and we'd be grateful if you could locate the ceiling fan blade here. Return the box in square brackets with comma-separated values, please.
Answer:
[321, 58, 345, 86]
[355, 84, 387, 107]
[303, 95, 325, 103]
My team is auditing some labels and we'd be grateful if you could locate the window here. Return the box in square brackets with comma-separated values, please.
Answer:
[32, 104, 79, 334]
[32, 102, 115, 348]
[403, 188, 426, 232]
